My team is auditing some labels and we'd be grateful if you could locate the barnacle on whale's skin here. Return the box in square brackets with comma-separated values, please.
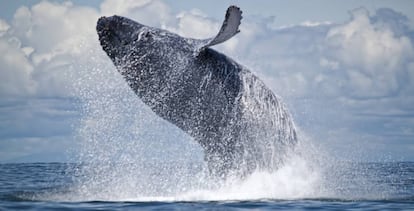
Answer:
[96, 6, 297, 178]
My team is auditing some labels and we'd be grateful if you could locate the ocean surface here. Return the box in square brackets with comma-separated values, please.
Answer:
[0, 162, 413, 210]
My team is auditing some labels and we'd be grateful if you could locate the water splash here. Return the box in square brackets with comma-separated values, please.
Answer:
[53, 42, 399, 202]
[61, 43, 315, 201]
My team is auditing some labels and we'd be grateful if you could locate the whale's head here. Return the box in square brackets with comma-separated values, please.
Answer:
[97, 15, 149, 64]
[96, 15, 192, 94]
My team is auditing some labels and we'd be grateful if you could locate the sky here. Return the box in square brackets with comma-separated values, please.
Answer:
[0, 0, 413, 162]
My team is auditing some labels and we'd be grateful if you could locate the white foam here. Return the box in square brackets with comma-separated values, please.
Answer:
[176, 154, 321, 201]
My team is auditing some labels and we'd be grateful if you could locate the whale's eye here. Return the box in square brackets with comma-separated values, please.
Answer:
[143, 31, 152, 38]
[138, 29, 153, 41]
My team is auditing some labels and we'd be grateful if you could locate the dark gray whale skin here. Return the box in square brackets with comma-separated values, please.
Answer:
[96, 7, 297, 177]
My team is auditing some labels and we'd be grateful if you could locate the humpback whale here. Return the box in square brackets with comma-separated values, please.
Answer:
[96, 6, 297, 177]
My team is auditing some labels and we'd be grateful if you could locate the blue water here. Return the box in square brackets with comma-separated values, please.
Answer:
[0, 162, 413, 210]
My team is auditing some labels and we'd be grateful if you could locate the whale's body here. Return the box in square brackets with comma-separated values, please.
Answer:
[97, 6, 297, 177]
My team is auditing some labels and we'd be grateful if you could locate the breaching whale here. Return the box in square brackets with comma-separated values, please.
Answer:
[96, 6, 297, 177]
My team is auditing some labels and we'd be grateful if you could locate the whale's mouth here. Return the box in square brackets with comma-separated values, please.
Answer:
[97, 16, 124, 58]
[97, 16, 140, 61]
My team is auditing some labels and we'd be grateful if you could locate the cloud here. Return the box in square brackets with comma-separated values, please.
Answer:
[169, 9, 219, 39]
[0, 36, 36, 96]
[0, 18, 9, 35]
[325, 8, 414, 98]
[2, 1, 413, 102]
[0, 2, 100, 98]
[0, 0, 177, 99]
[100, 0, 151, 15]
[101, 0, 172, 28]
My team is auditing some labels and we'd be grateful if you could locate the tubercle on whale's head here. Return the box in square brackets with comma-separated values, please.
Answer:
[96, 15, 187, 76]
[96, 15, 146, 62]
[96, 15, 197, 98]
[97, 16, 165, 89]
[96, 15, 197, 95]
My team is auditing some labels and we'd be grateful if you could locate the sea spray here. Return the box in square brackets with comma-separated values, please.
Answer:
[69, 51, 204, 200]
[65, 51, 320, 201]
[61, 39, 396, 203]
[96, 12, 299, 176]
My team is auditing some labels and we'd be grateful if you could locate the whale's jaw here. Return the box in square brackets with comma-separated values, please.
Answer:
[96, 15, 145, 62]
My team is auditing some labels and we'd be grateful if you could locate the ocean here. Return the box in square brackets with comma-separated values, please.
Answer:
[0, 162, 413, 210]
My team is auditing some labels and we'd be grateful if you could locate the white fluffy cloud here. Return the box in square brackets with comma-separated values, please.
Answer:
[2, 1, 413, 100]
[1, 0, 414, 161]
[325, 8, 414, 97]
[0, 0, 180, 99]
[0, 1, 100, 98]
[0, 19, 9, 35]
[170, 9, 219, 39]
[101, 0, 172, 27]
[0, 36, 35, 96]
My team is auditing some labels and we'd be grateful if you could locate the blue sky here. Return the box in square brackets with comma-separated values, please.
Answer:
[0, 0, 413, 162]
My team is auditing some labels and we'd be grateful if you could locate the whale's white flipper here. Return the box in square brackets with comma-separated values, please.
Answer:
[196, 5, 242, 53]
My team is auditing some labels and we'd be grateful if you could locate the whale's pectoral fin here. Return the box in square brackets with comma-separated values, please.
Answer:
[195, 5, 242, 55]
